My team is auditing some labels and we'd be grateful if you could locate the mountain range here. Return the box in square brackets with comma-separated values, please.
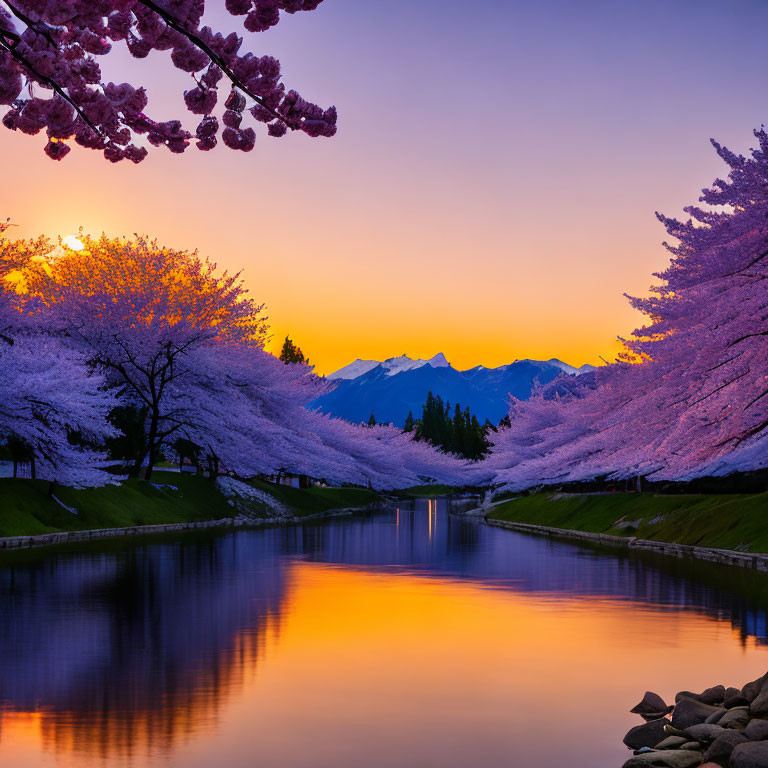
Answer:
[312, 353, 594, 427]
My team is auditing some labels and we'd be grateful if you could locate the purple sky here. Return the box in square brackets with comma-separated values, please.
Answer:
[4, 0, 768, 373]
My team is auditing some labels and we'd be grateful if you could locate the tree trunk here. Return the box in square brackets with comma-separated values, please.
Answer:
[145, 447, 157, 482]
[133, 445, 149, 478]
[12, 460, 17, 479]
[30, 455, 36, 480]
[144, 405, 160, 482]
[206, 452, 219, 481]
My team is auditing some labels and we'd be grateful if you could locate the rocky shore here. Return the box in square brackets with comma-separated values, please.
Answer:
[622, 672, 768, 767]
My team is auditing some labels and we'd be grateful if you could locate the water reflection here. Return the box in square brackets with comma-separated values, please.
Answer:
[287, 500, 768, 646]
[0, 499, 767, 768]
[0, 535, 287, 761]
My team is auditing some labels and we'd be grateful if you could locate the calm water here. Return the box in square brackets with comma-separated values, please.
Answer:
[2, 499, 768, 768]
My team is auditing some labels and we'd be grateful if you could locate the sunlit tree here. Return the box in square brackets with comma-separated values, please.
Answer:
[26, 233, 268, 479]
[0, 224, 116, 486]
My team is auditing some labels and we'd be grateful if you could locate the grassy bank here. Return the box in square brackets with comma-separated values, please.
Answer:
[0, 473, 381, 538]
[488, 491, 768, 553]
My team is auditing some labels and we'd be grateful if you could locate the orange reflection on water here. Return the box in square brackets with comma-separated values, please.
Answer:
[0, 612, 280, 768]
[1, 561, 767, 768]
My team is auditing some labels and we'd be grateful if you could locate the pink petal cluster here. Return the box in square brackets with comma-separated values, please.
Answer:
[0, 0, 336, 161]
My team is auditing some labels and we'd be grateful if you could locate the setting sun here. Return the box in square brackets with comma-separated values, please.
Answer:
[61, 235, 84, 251]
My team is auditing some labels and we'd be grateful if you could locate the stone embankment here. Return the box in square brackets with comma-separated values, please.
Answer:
[486, 519, 768, 571]
[621, 672, 768, 767]
[0, 518, 240, 551]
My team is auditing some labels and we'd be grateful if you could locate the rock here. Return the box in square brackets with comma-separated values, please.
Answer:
[625, 718, 673, 750]
[743, 674, 768, 705]
[720, 708, 751, 728]
[622, 750, 705, 767]
[705, 710, 727, 725]
[745, 721, 768, 741]
[731, 741, 768, 767]
[753, 682, 768, 717]
[672, 699, 722, 730]
[677, 687, 726, 707]
[727, 687, 751, 709]
[683, 724, 726, 743]
[656, 736, 691, 749]
[702, 731, 749, 766]
[702, 686, 727, 706]
[633, 691, 674, 719]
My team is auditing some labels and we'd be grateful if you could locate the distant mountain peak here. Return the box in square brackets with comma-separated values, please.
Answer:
[427, 352, 450, 367]
[326, 358, 379, 381]
[511, 358, 595, 377]
[328, 353, 452, 381]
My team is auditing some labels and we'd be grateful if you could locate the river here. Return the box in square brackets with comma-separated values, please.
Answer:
[1, 498, 767, 768]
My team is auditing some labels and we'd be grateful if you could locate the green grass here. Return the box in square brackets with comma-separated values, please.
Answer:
[0, 471, 233, 537]
[0, 474, 382, 537]
[247, 479, 380, 517]
[488, 491, 768, 553]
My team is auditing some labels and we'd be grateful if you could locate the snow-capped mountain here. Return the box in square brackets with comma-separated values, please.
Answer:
[328, 353, 450, 380]
[313, 353, 593, 427]
[541, 359, 596, 376]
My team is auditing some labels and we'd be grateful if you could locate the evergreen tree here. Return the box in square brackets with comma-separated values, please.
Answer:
[367, 411, 377, 427]
[498, 414, 511, 429]
[410, 392, 489, 460]
[453, 403, 465, 456]
[279, 335, 309, 365]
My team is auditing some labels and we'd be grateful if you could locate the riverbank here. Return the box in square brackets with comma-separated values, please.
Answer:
[0, 472, 382, 543]
[487, 491, 768, 556]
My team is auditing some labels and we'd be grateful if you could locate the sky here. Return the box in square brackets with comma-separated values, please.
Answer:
[3, 0, 768, 375]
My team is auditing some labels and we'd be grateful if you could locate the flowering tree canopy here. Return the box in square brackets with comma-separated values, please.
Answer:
[25, 233, 268, 479]
[177, 344, 476, 489]
[0, 0, 337, 162]
[0, 224, 117, 486]
[488, 129, 768, 489]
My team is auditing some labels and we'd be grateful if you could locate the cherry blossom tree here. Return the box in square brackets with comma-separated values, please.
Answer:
[0, 0, 337, 162]
[488, 128, 768, 489]
[0, 224, 116, 486]
[25, 233, 268, 479]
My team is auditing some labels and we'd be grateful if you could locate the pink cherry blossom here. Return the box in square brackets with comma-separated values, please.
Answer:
[0, 0, 337, 162]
